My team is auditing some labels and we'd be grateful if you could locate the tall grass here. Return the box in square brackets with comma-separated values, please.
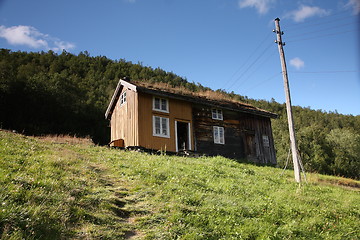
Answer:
[106, 153, 359, 239]
[0, 131, 135, 239]
[1, 130, 359, 239]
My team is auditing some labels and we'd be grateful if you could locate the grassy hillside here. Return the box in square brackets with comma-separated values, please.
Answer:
[1, 49, 359, 179]
[0, 130, 359, 239]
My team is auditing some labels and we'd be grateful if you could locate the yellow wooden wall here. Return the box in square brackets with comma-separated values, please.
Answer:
[110, 87, 138, 147]
[137, 92, 193, 152]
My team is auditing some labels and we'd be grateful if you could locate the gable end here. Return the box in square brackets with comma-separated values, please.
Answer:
[105, 79, 137, 119]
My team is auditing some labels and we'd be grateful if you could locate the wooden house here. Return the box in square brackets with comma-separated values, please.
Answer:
[105, 79, 277, 164]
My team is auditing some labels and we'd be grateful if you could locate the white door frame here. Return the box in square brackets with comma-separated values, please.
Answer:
[175, 121, 191, 152]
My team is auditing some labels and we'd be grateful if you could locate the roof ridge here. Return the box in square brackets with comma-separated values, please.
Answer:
[132, 80, 274, 114]
[105, 79, 277, 119]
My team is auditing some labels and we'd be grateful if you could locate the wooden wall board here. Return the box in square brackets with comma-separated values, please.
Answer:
[137, 92, 193, 152]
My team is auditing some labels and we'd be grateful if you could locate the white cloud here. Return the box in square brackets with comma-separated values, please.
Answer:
[238, 0, 276, 15]
[344, 0, 360, 15]
[0, 25, 75, 52]
[53, 41, 76, 52]
[0, 25, 48, 48]
[289, 57, 305, 70]
[286, 5, 330, 22]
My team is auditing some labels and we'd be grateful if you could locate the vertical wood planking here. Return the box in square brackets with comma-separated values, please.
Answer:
[137, 92, 193, 152]
[110, 87, 137, 147]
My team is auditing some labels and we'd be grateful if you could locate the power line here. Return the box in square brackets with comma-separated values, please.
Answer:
[286, 20, 358, 39]
[225, 9, 358, 97]
[282, 7, 360, 30]
[289, 70, 358, 74]
[285, 15, 356, 32]
[224, 7, 359, 93]
[287, 29, 357, 43]
[232, 48, 277, 92]
[222, 31, 273, 90]
[225, 42, 274, 91]
[242, 72, 282, 94]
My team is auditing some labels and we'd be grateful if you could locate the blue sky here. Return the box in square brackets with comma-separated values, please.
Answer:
[1, 0, 359, 115]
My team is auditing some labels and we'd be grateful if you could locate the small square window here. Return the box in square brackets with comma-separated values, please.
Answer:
[153, 97, 169, 113]
[212, 109, 223, 120]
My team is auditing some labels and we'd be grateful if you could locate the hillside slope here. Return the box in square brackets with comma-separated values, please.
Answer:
[0, 130, 359, 239]
[1, 49, 359, 179]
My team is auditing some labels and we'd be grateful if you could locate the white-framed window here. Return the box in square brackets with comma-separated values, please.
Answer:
[153, 115, 170, 138]
[213, 126, 225, 144]
[212, 109, 223, 120]
[120, 91, 127, 106]
[262, 135, 270, 147]
[153, 96, 169, 113]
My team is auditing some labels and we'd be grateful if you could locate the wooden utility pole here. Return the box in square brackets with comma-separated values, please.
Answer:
[274, 18, 301, 183]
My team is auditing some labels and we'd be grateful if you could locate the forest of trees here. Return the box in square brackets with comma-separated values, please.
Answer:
[1, 49, 359, 179]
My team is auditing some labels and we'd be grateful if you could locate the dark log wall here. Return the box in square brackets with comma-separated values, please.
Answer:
[239, 113, 277, 164]
[193, 104, 276, 164]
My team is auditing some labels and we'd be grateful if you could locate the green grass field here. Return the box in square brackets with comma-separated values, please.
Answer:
[0, 130, 359, 239]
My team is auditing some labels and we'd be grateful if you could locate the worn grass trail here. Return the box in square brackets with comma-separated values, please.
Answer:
[0, 130, 145, 239]
[0, 130, 359, 239]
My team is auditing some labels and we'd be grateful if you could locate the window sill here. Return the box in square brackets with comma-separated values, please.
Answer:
[152, 108, 169, 114]
[153, 134, 170, 138]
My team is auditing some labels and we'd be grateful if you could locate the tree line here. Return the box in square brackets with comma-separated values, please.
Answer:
[1, 49, 359, 179]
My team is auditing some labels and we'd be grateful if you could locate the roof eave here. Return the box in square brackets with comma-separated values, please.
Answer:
[136, 87, 277, 119]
